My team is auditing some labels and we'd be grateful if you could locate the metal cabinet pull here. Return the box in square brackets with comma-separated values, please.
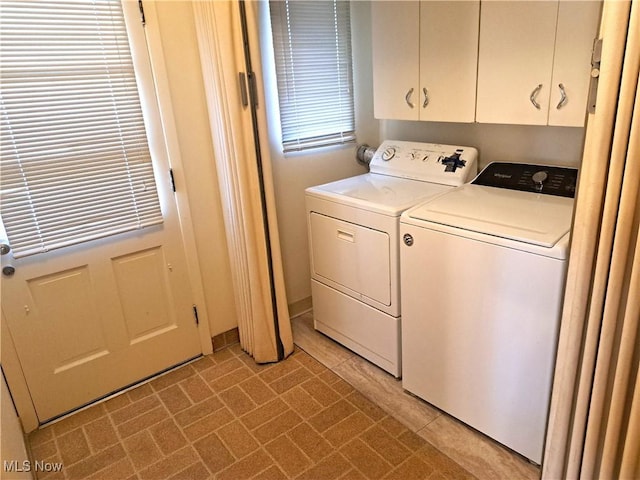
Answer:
[529, 84, 543, 110]
[556, 83, 568, 109]
[423, 88, 429, 108]
[405, 88, 415, 108]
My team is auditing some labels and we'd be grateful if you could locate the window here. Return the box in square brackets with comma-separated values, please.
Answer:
[269, 0, 355, 152]
[0, 0, 163, 258]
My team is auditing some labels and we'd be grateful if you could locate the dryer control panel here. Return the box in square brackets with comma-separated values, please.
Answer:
[472, 162, 578, 198]
[369, 140, 478, 186]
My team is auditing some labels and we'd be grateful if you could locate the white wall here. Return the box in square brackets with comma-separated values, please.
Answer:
[258, 2, 372, 311]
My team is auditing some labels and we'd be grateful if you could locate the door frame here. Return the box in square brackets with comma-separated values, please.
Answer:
[1, 1, 213, 432]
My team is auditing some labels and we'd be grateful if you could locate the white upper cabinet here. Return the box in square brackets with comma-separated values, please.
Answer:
[476, 1, 601, 127]
[372, 2, 420, 120]
[420, 2, 480, 122]
[548, 1, 602, 126]
[372, 1, 479, 122]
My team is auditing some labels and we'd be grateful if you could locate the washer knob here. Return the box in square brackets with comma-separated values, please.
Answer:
[532, 170, 548, 191]
[403, 233, 414, 246]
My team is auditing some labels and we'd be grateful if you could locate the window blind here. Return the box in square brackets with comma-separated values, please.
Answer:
[0, 0, 163, 258]
[269, 0, 355, 152]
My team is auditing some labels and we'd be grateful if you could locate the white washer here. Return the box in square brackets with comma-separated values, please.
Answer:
[305, 140, 478, 377]
[400, 162, 578, 463]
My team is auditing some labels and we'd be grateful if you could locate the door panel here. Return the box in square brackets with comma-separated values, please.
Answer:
[548, 1, 602, 126]
[2, 231, 201, 422]
[476, 1, 558, 125]
[28, 267, 109, 373]
[372, 1, 420, 120]
[309, 212, 391, 305]
[112, 246, 177, 343]
[420, 1, 479, 122]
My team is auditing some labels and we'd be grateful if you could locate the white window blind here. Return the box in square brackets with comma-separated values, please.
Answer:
[269, 0, 355, 152]
[0, 0, 163, 258]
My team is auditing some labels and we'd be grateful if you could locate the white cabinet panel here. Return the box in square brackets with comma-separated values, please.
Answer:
[420, 1, 479, 122]
[548, 1, 602, 126]
[372, 1, 479, 122]
[477, 0, 601, 126]
[372, 2, 420, 120]
[476, 1, 558, 125]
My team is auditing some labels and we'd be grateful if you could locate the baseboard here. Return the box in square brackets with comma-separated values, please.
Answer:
[288, 296, 313, 319]
[212, 327, 240, 352]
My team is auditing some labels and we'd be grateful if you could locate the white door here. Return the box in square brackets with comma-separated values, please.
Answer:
[0, 1, 202, 422]
[1, 209, 202, 422]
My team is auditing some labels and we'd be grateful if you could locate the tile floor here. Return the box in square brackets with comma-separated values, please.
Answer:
[26, 313, 540, 480]
[292, 313, 540, 480]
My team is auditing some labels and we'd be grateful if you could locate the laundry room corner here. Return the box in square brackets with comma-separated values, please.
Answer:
[256, 0, 379, 315]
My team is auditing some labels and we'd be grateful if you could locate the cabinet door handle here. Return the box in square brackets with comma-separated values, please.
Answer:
[405, 88, 415, 108]
[529, 84, 543, 109]
[422, 88, 429, 108]
[556, 83, 568, 109]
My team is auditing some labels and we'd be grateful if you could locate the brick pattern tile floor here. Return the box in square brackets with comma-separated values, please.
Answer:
[28, 345, 477, 480]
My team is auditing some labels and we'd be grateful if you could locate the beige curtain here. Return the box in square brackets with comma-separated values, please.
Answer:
[191, 1, 293, 363]
[543, 1, 640, 478]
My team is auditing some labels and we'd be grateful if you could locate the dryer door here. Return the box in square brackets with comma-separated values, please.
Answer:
[309, 212, 391, 306]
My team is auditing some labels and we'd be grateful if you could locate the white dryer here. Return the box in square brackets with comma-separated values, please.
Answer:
[305, 140, 477, 377]
[400, 162, 578, 463]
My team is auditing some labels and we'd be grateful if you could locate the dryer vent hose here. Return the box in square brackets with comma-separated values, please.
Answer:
[356, 144, 377, 166]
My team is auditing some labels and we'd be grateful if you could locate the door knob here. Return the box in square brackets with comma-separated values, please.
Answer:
[3, 265, 16, 276]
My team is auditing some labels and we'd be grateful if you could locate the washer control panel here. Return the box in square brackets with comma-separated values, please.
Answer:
[472, 162, 578, 198]
[370, 140, 478, 186]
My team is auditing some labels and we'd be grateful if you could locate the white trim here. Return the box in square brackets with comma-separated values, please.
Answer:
[1, 310, 38, 432]
[192, 1, 293, 362]
[134, 1, 213, 354]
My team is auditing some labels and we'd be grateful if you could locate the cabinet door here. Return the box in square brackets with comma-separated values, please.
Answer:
[419, 1, 479, 122]
[372, 1, 419, 120]
[476, 1, 558, 125]
[548, 1, 601, 127]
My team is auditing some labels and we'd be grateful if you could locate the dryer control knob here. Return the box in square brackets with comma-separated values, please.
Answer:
[381, 148, 396, 161]
[403, 233, 414, 246]
[532, 171, 548, 191]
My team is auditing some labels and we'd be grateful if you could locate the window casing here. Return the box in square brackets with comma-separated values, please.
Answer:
[269, 0, 356, 152]
[0, 0, 163, 258]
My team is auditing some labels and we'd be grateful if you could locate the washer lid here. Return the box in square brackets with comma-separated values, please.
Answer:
[406, 184, 575, 248]
[305, 173, 452, 216]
